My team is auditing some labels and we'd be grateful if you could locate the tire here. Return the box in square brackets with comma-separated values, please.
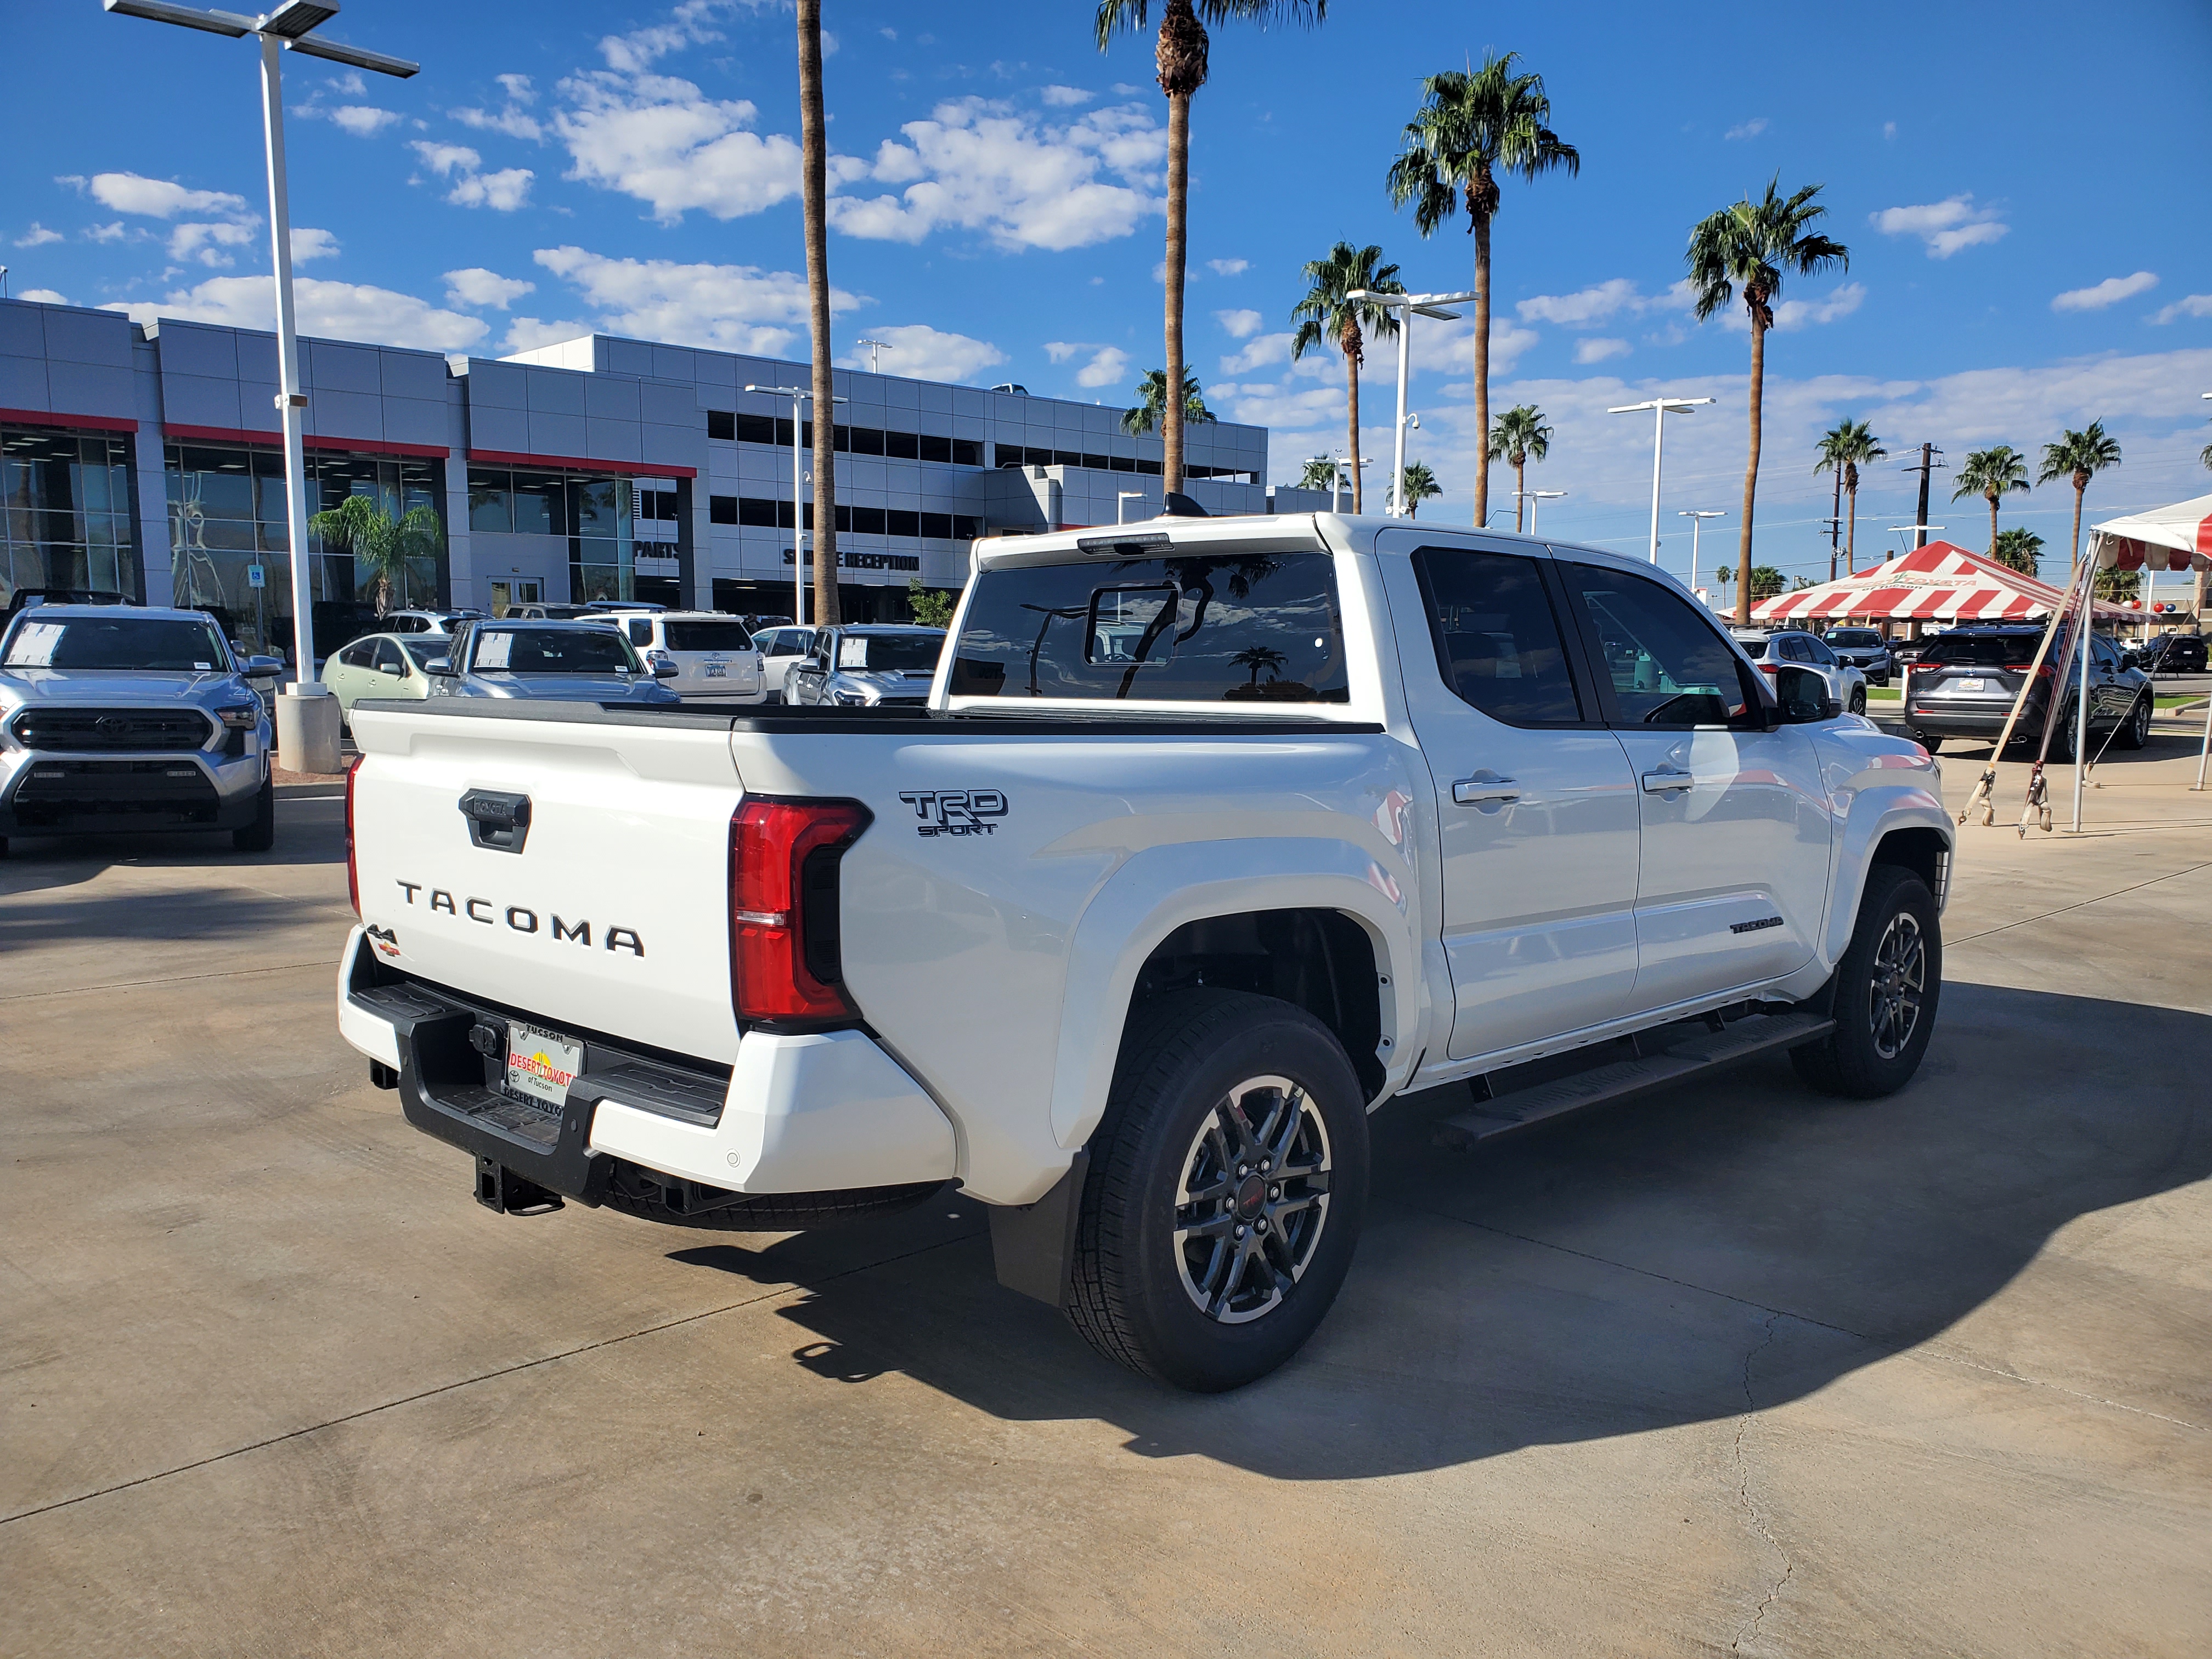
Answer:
[1791, 864, 1942, 1100]
[2113, 693, 2151, 751]
[1848, 687, 1867, 716]
[232, 775, 275, 852]
[2045, 705, 2077, 762]
[1067, 989, 1369, 1392]
[1909, 729, 1941, 755]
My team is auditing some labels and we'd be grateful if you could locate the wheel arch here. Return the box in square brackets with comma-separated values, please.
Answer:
[1814, 788, 1955, 975]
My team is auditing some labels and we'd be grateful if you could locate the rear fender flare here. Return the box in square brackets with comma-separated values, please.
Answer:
[1047, 835, 1423, 1152]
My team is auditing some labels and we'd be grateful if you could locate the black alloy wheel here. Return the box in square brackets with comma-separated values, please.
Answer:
[1068, 989, 1369, 1391]
[1848, 686, 1867, 716]
[1792, 862, 1942, 1099]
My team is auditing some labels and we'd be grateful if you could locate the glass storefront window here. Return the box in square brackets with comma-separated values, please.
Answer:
[1, 426, 139, 607]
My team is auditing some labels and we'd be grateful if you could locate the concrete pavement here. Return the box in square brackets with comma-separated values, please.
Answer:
[2, 727, 2206, 1656]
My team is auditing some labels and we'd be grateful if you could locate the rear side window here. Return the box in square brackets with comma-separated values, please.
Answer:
[1568, 565, 1751, 727]
[1409, 546, 1583, 725]
[665, 620, 754, 652]
[625, 619, 655, 646]
[949, 551, 1347, 702]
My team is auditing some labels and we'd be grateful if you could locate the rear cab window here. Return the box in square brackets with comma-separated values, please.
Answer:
[950, 550, 1348, 704]
[1409, 545, 1584, 725]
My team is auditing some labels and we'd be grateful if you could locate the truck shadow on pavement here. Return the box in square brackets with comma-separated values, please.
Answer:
[673, 980, 2209, 1478]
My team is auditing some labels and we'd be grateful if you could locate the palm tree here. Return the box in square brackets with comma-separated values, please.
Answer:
[1385, 54, 1578, 529]
[1688, 177, 1849, 624]
[1121, 369, 1215, 437]
[308, 494, 443, 616]
[1290, 241, 1401, 514]
[1232, 644, 1286, 685]
[1297, 455, 1343, 494]
[2038, 420, 2122, 571]
[1400, 461, 1441, 517]
[1952, 445, 2031, 558]
[1812, 417, 1885, 577]
[797, 0, 839, 626]
[1487, 404, 1550, 532]
[1096, 1, 1327, 496]
[1991, 527, 2044, 579]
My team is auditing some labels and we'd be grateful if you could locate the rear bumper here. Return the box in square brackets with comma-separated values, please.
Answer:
[0, 747, 267, 834]
[334, 926, 956, 1202]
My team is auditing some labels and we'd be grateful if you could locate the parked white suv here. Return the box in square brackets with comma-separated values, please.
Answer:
[596, 610, 765, 706]
[339, 515, 1951, 1390]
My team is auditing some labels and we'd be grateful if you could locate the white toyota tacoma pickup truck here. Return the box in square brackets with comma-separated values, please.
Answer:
[337, 514, 1952, 1391]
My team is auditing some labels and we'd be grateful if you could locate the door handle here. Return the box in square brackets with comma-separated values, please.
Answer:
[1641, 766, 1693, 794]
[1452, 777, 1521, 805]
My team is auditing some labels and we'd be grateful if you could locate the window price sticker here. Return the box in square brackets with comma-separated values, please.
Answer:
[475, 631, 514, 669]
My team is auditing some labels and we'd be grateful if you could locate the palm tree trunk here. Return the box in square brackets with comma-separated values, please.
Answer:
[797, 0, 839, 627]
[1161, 88, 1190, 496]
[1345, 350, 1362, 515]
[1513, 457, 1526, 533]
[1988, 493, 1999, 557]
[1846, 478, 1857, 575]
[1472, 214, 1492, 528]
[1736, 318, 1765, 626]
[2069, 482, 2084, 572]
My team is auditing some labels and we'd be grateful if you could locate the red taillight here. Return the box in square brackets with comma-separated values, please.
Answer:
[729, 797, 871, 1024]
[1757, 661, 1778, 675]
[343, 754, 362, 916]
[2004, 663, 2052, 679]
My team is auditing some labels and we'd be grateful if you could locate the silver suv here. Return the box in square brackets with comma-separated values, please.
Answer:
[0, 605, 279, 856]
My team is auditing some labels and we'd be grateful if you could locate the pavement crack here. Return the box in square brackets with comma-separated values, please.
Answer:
[1947, 859, 2212, 944]
[0, 1228, 983, 1529]
[1729, 1310, 1792, 1656]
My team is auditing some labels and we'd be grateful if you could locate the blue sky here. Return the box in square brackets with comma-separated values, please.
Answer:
[5, 0, 2209, 585]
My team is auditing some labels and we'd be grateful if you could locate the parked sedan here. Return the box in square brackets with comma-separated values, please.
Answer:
[1820, 625, 1895, 686]
[1903, 625, 2151, 758]
[422, 620, 681, 705]
[324, 633, 443, 719]
[1731, 628, 1869, 714]
[785, 624, 945, 707]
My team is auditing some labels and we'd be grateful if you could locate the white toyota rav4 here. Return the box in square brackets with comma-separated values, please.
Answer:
[337, 513, 1951, 1390]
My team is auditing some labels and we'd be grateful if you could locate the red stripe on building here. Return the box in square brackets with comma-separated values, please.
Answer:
[468, 447, 697, 480]
[162, 423, 449, 460]
[0, 406, 139, 434]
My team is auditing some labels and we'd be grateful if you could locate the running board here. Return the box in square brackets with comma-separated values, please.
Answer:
[1435, 1011, 1835, 1148]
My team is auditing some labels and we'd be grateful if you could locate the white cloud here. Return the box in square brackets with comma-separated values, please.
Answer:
[445, 267, 535, 309]
[453, 104, 545, 142]
[168, 221, 259, 266]
[84, 222, 128, 243]
[290, 227, 339, 263]
[1870, 195, 2008, 258]
[1882, 121, 1897, 140]
[1575, 337, 1632, 364]
[533, 245, 860, 356]
[1215, 307, 1263, 339]
[320, 105, 401, 138]
[1040, 85, 1094, 106]
[410, 142, 534, 210]
[2052, 272, 2158, 313]
[1773, 281, 1866, 331]
[501, 315, 596, 354]
[1042, 341, 1081, 363]
[555, 71, 802, 222]
[600, 0, 724, 74]
[1075, 345, 1128, 388]
[1221, 331, 1291, 375]
[1724, 117, 1769, 140]
[20, 289, 69, 305]
[14, 223, 64, 248]
[832, 323, 1005, 383]
[2149, 294, 2212, 325]
[1207, 258, 1250, 277]
[497, 74, 536, 103]
[1519, 278, 1643, 328]
[75, 171, 251, 221]
[104, 276, 487, 351]
[829, 98, 1165, 252]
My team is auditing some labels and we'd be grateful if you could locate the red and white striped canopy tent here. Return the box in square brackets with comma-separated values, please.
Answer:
[1750, 540, 2131, 626]
[2090, 491, 2212, 574]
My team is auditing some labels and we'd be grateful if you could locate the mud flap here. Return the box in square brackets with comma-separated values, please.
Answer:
[986, 1150, 1090, 1309]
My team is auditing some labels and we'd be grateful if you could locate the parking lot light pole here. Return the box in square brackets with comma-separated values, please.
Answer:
[746, 385, 844, 624]
[1679, 508, 1725, 592]
[1609, 397, 1713, 563]
[1523, 488, 1565, 535]
[104, 1, 417, 774]
[1348, 289, 1477, 517]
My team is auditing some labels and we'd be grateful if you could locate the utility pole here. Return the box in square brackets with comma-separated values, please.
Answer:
[1905, 443, 1944, 549]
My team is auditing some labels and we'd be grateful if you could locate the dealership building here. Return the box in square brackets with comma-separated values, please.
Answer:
[0, 294, 1283, 661]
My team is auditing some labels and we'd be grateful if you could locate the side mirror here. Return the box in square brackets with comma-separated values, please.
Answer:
[652, 660, 679, 679]
[2120, 652, 2139, 671]
[1773, 663, 1840, 723]
[424, 657, 454, 676]
[242, 654, 284, 677]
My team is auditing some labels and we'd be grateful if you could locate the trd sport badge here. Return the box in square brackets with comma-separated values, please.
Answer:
[898, 789, 1008, 837]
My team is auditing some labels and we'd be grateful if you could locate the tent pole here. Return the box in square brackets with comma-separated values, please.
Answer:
[1957, 565, 2076, 827]
[2073, 571, 2094, 832]
[2194, 697, 2209, 793]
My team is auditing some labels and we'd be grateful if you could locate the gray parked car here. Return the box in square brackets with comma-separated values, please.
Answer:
[0, 603, 279, 855]
[1820, 625, 1895, 686]
[785, 624, 946, 707]
[420, 619, 682, 705]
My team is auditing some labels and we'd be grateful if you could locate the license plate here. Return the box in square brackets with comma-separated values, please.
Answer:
[703, 662, 727, 678]
[1959, 677, 1986, 691]
[505, 1021, 582, 1108]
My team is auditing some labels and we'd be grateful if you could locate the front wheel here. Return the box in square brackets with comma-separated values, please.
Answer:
[232, 775, 275, 852]
[2113, 693, 2152, 751]
[1792, 863, 1942, 1099]
[1848, 687, 1867, 716]
[1068, 989, 1369, 1392]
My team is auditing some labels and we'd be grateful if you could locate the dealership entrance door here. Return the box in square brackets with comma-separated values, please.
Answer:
[489, 579, 542, 617]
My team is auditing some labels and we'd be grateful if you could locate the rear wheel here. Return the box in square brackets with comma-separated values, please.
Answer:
[1068, 989, 1369, 1392]
[2113, 693, 2152, 751]
[232, 775, 275, 852]
[1792, 864, 1941, 1099]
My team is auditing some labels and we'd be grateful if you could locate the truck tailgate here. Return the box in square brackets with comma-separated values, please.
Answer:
[348, 704, 743, 1062]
